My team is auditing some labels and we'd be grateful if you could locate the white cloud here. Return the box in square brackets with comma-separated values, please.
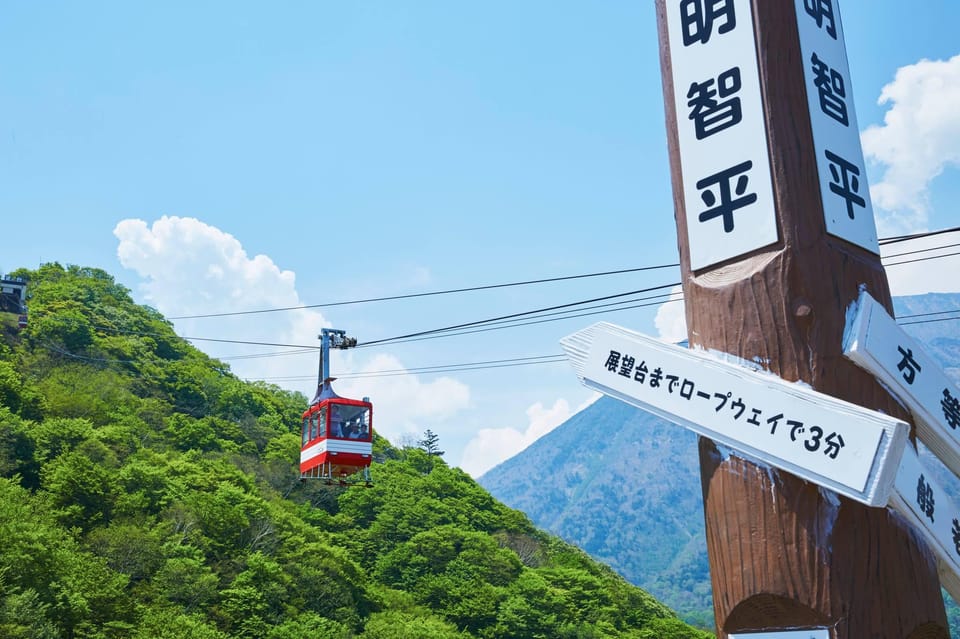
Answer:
[654, 285, 687, 343]
[114, 216, 472, 440]
[460, 393, 600, 478]
[115, 216, 301, 315]
[862, 54, 960, 236]
[337, 352, 470, 443]
[114, 216, 327, 386]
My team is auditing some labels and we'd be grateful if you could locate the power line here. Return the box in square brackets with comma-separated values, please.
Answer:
[49, 238, 960, 361]
[882, 249, 960, 268]
[881, 241, 960, 260]
[158, 226, 960, 321]
[166, 263, 680, 320]
[878, 225, 960, 246]
[250, 354, 569, 382]
[357, 283, 681, 347]
[897, 314, 960, 327]
[896, 308, 960, 321]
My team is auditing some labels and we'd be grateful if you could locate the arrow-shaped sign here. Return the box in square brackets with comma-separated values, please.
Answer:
[561, 322, 909, 507]
[890, 445, 960, 604]
[843, 290, 960, 478]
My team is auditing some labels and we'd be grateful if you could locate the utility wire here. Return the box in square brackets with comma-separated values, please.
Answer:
[160, 226, 960, 321]
[878, 225, 960, 246]
[356, 282, 680, 347]
[166, 263, 680, 320]
[881, 241, 960, 260]
[251, 355, 569, 382]
[44, 240, 960, 359]
[882, 249, 960, 268]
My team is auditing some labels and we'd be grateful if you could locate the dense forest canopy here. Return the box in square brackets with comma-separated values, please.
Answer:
[0, 263, 711, 638]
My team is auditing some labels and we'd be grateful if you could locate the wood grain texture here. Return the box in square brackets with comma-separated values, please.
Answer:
[655, 1, 948, 636]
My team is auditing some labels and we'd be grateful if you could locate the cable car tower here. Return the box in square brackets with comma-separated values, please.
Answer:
[299, 328, 373, 485]
[0, 275, 28, 330]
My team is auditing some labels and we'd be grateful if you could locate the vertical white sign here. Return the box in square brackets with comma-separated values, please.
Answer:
[843, 290, 960, 478]
[795, 0, 879, 253]
[890, 446, 960, 604]
[665, 0, 778, 271]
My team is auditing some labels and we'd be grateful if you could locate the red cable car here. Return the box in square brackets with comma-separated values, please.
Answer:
[300, 379, 373, 482]
[299, 329, 372, 484]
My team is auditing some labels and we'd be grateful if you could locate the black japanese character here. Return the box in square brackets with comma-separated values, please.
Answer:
[729, 396, 746, 419]
[825, 150, 866, 219]
[697, 390, 711, 400]
[811, 53, 848, 126]
[688, 67, 742, 139]
[680, 0, 736, 47]
[803, 0, 837, 39]
[650, 368, 664, 388]
[746, 408, 762, 425]
[804, 425, 824, 452]
[634, 361, 649, 384]
[917, 474, 935, 523]
[896, 346, 922, 385]
[619, 355, 636, 378]
[767, 413, 784, 435]
[714, 392, 731, 412]
[953, 518, 960, 556]
[789, 420, 805, 441]
[943, 388, 960, 430]
[697, 161, 758, 233]
[824, 432, 844, 459]
[605, 351, 621, 373]
[666, 375, 680, 393]
[680, 379, 695, 400]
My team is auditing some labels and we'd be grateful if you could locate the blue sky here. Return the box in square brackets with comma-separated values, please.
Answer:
[3, 1, 960, 475]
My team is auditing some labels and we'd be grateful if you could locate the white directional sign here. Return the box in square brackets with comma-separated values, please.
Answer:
[890, 446, 960, 604]
[843, 290, 960, 477]
[665, 0, 778, 271]
[795, 0, 879, 253]
[561, 322, 909, 506]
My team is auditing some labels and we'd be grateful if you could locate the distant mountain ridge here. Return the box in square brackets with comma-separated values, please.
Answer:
[479, 291, 960, 628]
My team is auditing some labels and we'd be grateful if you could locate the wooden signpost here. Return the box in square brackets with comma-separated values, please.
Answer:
[561, 322, 909, 507]
[652, 0, 949, 636]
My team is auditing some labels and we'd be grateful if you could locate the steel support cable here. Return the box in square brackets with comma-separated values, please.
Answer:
[357, 282, 681, 347]
[157, 226, 960, 320]
[166, 263, 681, 320]
[878, 225, 960, 246]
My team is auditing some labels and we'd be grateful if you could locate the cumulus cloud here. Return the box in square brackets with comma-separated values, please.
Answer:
[654, 285, 687, 343]
[460, 393, 600, 478]
[337, 352, 470, 443]
[115, 216, 326, 386]
[862, 54, 960, 236]
[115, 216, 301, 316]
[114, 216, 471, 439]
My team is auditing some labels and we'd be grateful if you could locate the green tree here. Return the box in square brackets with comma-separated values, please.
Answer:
[418, 429, 445, 457]
[360, 610, 468, 639]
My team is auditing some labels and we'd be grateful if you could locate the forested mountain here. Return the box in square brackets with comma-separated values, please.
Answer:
[480, 292, 960, 630]
[0, 263, 711, 639]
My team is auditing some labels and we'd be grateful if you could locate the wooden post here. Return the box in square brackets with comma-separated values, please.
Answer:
[654, 1, 949, 637]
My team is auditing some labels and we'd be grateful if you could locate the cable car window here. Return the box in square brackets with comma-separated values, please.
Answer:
[302, 417, 309, 445]
[330, 404, 372, 441]
[318, 407, 327, 438]
[309, 415, 317, 441]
